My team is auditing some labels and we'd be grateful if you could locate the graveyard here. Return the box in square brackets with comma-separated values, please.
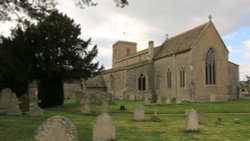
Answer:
[1, 99, 250, 141]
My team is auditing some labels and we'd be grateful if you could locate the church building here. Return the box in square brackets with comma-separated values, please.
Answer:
[102, 19, 239, 103]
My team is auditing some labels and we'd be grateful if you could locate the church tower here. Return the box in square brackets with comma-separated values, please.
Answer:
[112, 41, 137, 68]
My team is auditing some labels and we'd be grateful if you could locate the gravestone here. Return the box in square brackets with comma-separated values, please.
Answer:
[198, 112, 206, 125]
[7, 93, 22, 116]
[75, 91, 84, 103]
[133, 104, 145, 121]
[35, 116, 77, 141]
[185, 109, 198, 131]
[19, 94, 30, 113]
[144, 94, 150, 105]
[210, 95, 216, 102]
[93, 113, 115, 141]
[0, 88, 14, 110]
[80, 96, 91, 114]
[29, 99, 44, 116]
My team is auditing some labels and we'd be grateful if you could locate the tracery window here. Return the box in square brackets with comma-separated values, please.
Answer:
[205, 48, 216, 85]
[138, 74, 146, 91]
[180, 68, 185, 88]
[167, 69, 172, 88]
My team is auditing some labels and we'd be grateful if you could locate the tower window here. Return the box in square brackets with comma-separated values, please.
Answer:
[126, 48, 130, 56]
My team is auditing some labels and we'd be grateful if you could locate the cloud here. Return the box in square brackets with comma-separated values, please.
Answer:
[239, 62, 250, 81]
[243, 40, 250, 49]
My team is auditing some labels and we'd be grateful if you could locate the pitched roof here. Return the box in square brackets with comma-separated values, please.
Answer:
[154, 21, 210, 59]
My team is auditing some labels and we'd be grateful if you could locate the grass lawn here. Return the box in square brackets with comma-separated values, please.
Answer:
[1, 99, 250, 141]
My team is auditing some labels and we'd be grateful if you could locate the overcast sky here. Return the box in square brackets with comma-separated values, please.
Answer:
[1, 0, 250, 80]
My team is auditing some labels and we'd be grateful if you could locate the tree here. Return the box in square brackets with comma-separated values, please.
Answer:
[0, 0, 129, 21]
[0, 29, 37, 97]
[1, 10, 103, 107]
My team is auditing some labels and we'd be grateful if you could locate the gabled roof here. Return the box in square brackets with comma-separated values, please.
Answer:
[154, 21, 211, 59]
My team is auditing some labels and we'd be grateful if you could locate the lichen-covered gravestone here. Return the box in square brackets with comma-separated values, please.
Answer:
[19, 94, 29, 113]
[0, 88, 14, 110]
[7, 93, 22, 116]
[93, 113, 115, 141]
[35, 116, 77, 141]
[133, 104, 145, 121]
[185, 108, 198, 131]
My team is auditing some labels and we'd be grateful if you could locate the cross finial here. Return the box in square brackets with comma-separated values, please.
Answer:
[166, 34, 169, 40]
[123, 32, 126, 40]
[208, 15, 212, 21]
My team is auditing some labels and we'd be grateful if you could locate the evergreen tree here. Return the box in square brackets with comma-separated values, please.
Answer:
[0, 10, 103, 107]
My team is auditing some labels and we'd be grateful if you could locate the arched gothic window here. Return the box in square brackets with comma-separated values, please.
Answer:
[180, 68, 185, 88]
[205, 48, 216, 85]
[138, 74, 146, 91]
[167, 69, 172, 88]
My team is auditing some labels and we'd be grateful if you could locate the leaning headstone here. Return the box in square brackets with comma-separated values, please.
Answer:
[7, 94, 22, 116]
[198, 112, 206, 125]
[133, 104, 145, 121]
[0, 88, 14, 110]
[35, 116, 77, 141]
[185, 109, 198, 131]
[19, 94, 30, 113]
[93, 113, 115, 141]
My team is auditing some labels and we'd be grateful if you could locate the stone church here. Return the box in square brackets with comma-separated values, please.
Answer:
[102, 20, 239, 103]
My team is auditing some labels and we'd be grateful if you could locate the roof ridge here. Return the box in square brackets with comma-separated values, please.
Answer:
[167, 21, 210, 42]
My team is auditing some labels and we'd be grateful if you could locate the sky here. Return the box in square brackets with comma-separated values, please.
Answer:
[1, 0, 250, 81]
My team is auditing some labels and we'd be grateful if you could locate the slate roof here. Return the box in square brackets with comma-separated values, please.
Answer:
[154, 21, 210, 59]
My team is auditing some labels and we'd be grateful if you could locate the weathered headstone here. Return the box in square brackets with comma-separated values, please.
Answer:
[210, 95, 216, 102]
[29, 100, 44, 116]
[19, 94, 30, 113]
[0, 88, 14, 110]
[75, 91, 84, 103]
[35, 116, 77, 141]
[7, 93, 22, 116]
[133, 104, 145, 121]
[80, 96, 91, 114]
[185, 109, 198, 131]
[93, 113, 115, 141]
[198, 112, 206, 125]
[144, 95, 150, 105]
